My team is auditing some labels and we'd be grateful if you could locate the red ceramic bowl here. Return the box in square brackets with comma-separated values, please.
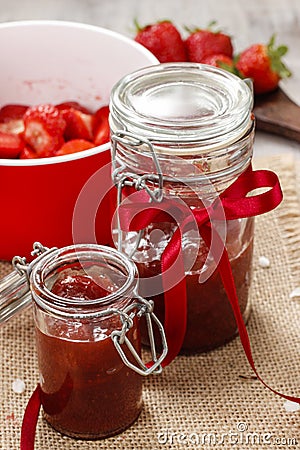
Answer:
[0, 21, 157, 260]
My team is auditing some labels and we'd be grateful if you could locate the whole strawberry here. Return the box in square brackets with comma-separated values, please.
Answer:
[134, 20, 187, 62]
[23, 104, 66, 157]
[201, 53, 234, 69]
[236, 35, 291, 94]
[185, 22, 233, 63]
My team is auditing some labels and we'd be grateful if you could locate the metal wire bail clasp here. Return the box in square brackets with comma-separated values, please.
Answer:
[111, 130, 164, 202]
[0, 242, 57, 324]
[111, 293, 168, 376]
[111, 130, 164, 253]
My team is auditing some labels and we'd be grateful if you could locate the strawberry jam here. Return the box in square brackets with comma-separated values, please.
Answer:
[51, 273, 110, 300]
[32, 247, 143, 440]
[36, 324, 142, 439]
[136, 217, 254, 353]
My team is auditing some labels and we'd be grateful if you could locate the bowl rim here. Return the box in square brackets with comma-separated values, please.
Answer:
[0, 19, 158, 166]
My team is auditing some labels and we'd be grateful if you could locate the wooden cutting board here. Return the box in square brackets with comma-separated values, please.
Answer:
[254, 88, 300, 143]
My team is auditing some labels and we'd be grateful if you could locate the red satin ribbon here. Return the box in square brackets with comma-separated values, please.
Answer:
[20, 385, 41, 450]
[121, 165, 300, 403]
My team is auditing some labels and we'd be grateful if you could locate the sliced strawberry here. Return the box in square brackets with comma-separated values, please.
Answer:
[19, 145, 38, 159]
[0, 104, 28, 136]
[0, 104, 29, 122]
[92, 106, 110, 146]
[55, 139, 94, 156]
[56, 101, 91, 114]
[92, 105, 109, 130]
[0, 131, 24, 158]
[0, 119, 24, 135]
[23, 104, 66, 156]
[93, 122, 110, 146]
[61, 108, 93, 141]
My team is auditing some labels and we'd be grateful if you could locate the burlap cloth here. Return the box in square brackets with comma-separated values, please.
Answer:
[1, 154, 300, 450]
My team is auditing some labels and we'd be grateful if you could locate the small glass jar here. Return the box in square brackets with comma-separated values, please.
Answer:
[109, 63, 255, 353]
[27, 243, 166, 439]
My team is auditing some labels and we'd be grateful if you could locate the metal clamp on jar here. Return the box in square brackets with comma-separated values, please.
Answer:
[0, 242, 56, 324]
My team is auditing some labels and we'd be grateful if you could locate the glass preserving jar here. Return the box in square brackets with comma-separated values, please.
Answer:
[2, 243, 167, 440]
[109, 63, 255, 353]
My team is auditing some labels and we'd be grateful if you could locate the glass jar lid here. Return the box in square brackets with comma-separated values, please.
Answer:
[110, 63, 253, 154]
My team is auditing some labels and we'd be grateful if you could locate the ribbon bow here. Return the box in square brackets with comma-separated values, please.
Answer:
[120, 164, 300, 403]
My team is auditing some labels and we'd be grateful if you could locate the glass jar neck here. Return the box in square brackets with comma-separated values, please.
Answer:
[113, 124, 254, 197]
[30, 244, 138, 319]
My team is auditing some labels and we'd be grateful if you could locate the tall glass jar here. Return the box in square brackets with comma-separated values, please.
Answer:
[29, 243, 166, 439]
[109, 63, 255, 353]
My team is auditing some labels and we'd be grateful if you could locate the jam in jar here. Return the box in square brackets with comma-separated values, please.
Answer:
[109, 63, 255, 353]
[30, 244, 166, 439]
[136, 218, 254, 352]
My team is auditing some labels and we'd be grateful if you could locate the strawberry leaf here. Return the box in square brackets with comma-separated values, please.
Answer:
[133, 18, 142, 32]
[267, 34, 292, 79]
[276, 45, 288, 57]
[207, 20, 220, 33]
[219, 61, 244, 78]
[184, 20, 222, 35]
[183, 25, 199, 34]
